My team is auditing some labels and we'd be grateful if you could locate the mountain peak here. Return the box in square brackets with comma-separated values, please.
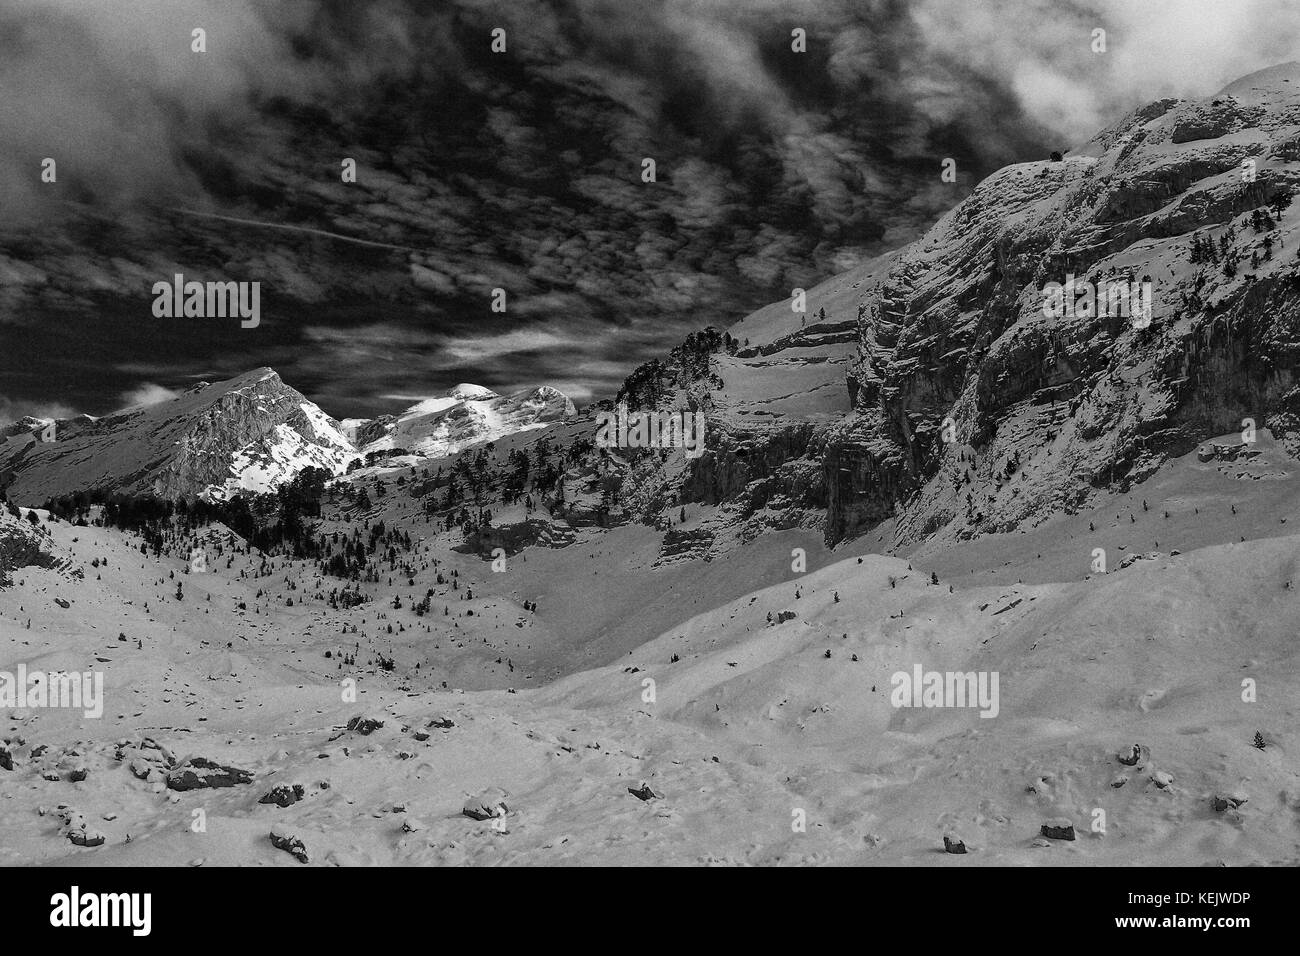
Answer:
[225, 367, 283, 388]
[1, 366, 354, 502]
[448, 383, 499, 401]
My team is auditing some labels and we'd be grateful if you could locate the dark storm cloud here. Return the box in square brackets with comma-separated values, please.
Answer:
[1, 0, 1297, 422]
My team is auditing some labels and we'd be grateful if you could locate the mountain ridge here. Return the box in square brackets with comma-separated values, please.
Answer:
[0, 368, 577, 504]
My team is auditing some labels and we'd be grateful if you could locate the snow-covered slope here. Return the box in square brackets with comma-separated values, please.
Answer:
[214, 404, 358, 499]
[1, 469, 1295, 865]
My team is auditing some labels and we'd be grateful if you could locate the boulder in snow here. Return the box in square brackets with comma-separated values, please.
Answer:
[269, 824, 309, 863]
[167, 757, 253, 791]
[259, 784, 305, 808]
[346, 715, 385, 736]
[1040, 819, 1076, 841]
[462, 788, 509, 821]
[628, 782, 659, 802]
[1117, 743, 1148, 767]
[1211, 790, 1248, 812]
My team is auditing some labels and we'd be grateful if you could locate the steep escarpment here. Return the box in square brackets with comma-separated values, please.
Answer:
[597, 323, 842, 560]
[822, 63, 1300, 548]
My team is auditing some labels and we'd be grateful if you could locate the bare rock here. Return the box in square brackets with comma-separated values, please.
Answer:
[346, 715, 385, 736]
[269, 824, 309, 863]
[1040, 819, 1076, 841]
[68, 827, 106, 847]
[258, 784, 305, 808]
[1211, 790, 1248, 812]
[58, 808, 105, 847]
[167, 757, 253, 791]
[462, 787, 509, 821]
[1117, 743, 1149, 767]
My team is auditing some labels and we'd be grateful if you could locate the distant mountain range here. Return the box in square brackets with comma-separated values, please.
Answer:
[340, 383, 575, 459]
[0, 368, 575, 504]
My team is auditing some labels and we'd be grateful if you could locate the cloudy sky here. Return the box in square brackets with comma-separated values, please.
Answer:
[2, 0, 1298, 422]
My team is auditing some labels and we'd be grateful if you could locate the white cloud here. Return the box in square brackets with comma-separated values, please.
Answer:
[117, 383, 180, 411]
[914, 0, 1300, 144]
[0, 395, 77, 427]
[441, 327, 585, 364]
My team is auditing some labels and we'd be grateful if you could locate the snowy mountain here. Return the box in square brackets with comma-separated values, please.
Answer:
[345, 384, 577, 460]
[0, 368, 357, 503]
[0, 370, 578, 505]
[2, 427, 1296, 866]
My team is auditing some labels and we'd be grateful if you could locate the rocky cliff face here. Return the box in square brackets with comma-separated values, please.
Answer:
[821, 62, 1300, 548]
[586, 321, 843, 562]
[0, 508, 61, 586]
[581, 271, 865, 560]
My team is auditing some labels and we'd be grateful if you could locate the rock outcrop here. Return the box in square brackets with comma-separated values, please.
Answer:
[166, 757, 254, 791]
[0, 508, 60, 586]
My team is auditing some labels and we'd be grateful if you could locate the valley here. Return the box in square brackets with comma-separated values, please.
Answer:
[2, 62, 1300, 869]
[1, 418, 1296, 865]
